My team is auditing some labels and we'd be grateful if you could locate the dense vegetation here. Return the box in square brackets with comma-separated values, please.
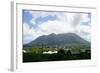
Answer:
[23, 46, 91, 62]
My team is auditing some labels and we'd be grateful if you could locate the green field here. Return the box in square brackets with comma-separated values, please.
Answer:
[23, 47, 91, 62]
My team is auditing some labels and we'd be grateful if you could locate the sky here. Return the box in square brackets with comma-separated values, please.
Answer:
[22, 10, 91, 44]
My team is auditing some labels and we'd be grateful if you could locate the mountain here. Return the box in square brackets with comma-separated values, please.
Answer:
[23, 33, 90, 48]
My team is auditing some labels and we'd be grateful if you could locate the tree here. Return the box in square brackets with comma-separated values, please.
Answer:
[56, 49, 66, 60]
[66, 50, 72, 55]
[58, 49, 66, 55]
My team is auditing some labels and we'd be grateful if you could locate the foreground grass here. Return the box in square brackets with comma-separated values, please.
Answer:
[23, 52, 91, 62]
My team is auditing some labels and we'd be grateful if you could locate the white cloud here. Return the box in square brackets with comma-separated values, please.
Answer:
[76, 24, 90, 33]
[29, 11, 60, 18]
[30, 18, 36, 24]
[75, 24, 91, 41]
[23, 23, 39, 44]
[81, 14, 90, 22]
[38, 20, 75, 35]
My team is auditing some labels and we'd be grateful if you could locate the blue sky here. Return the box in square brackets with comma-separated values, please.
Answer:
[23, 10, 58, 29]
[22, 10, 91, 44]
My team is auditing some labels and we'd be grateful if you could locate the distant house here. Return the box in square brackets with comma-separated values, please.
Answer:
[43, 51, 58, 54]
